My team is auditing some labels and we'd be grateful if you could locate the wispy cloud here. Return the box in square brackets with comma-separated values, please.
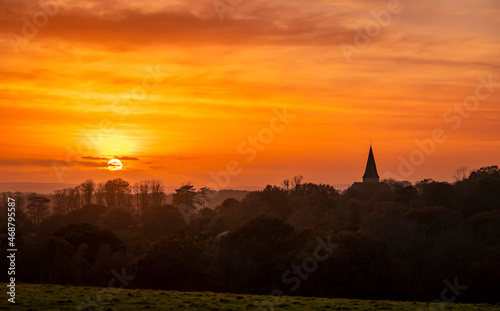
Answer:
[115, 156, 139, 161]
[0, 160, 24, 167]
[82, 156, 109, 160]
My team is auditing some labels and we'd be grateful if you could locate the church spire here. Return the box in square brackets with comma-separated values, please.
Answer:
[363, 144, 380, 183]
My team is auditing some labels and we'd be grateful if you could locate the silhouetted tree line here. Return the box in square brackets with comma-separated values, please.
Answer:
[1, 166, 499, 304]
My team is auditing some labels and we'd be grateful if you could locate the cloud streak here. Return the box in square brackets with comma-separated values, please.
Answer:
[115, 156, 139, 161]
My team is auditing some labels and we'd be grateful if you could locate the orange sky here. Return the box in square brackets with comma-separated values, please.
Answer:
[1, 0, 499, 191]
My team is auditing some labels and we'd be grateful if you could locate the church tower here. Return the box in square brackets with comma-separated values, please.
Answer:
[362, 145, 380, 183]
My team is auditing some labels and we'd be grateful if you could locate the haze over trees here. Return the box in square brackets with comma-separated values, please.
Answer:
[1, 166, 499, 303]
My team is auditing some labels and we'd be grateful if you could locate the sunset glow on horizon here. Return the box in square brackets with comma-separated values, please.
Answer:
[1, 0, 499, 191]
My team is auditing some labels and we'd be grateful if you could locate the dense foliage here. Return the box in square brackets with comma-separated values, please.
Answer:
[1, 166, 499, 304]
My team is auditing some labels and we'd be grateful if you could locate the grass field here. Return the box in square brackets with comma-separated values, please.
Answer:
[1, 283, 499, 310]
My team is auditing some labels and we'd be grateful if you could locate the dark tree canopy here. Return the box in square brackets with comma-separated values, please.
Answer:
[3, 170, 500, 303]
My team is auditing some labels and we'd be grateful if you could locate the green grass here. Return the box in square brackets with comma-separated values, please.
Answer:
[1, 283, 498, 310]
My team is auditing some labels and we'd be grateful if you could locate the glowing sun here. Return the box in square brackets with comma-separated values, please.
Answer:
[107, 159, 123, 171]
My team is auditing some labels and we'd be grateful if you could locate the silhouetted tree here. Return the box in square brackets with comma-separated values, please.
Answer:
[20, 236, 81, 284]
[467, 245, 500, 303]
[172, 183, 200, 212]
[135, 236, 216, 291]
[104, 178, 131, 208]
[416, 180, 456, 210]
[100, 208, 137, 232]
[26, 194, 50, 225]
[216, 198, 240, 214]
[142, 204, 187, 239]
[469, 165, 500, 179]
[80, 179, 95, 205]
[464, 176, 500, 216]
[323, 231, 392, 299]
[346, 199, 363, 226]
[218, 215, 297, 294]
[150, 180, 165, 207]
[54, 223, 125, 264]
[453, 166, 470, 181]
[405, 206, 462, 235]
[198, 186, 211, 209]
[66, 204, 106, 225]
[95, 183, 105, 206]
[394, 185, 419, 208]
[139, 180, 150, 209]
[281, 178, 291, 191]
[291, 175, 304, 190]
[53, 189, 68, 215]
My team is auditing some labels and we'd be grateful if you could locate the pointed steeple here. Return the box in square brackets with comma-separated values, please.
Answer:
[363, 144, 380, 183]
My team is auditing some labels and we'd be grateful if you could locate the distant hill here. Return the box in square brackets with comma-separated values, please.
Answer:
[165, 190, 250, 208]
[0, 182, 78, 194]
[0, 187, 250, 211]
[0, 182, 348, 198]
[332, 183, 350, 191]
